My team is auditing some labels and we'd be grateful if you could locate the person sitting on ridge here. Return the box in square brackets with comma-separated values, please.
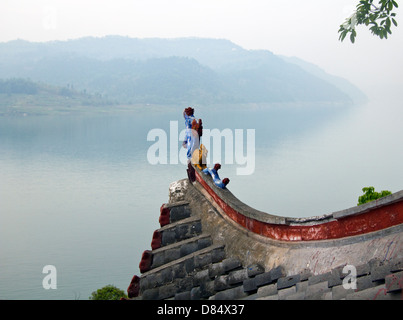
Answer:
[202, 163, 230, 189]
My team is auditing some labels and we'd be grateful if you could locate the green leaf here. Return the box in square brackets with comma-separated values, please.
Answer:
[392, 18, 398, 26]
[386, 17, 391, 28]
[350, 32, 356, 43]
[339, 29, 348, 41]
[370, 13, 379, 22]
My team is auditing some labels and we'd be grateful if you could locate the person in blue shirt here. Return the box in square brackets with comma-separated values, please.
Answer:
[183, 107, 202, 162]
[202, 163, 230, 189]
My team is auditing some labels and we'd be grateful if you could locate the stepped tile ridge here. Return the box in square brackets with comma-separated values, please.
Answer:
[128, 176, 403, 300]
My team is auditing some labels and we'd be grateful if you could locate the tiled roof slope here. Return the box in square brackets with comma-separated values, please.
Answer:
[128, 178, 403, 300]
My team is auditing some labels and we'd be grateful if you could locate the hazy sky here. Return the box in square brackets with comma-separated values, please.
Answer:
[1, 0, 402, 99]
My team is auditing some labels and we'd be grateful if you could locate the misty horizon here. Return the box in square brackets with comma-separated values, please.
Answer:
[1, 1, 402, 101]
[0, 35, 368, 110]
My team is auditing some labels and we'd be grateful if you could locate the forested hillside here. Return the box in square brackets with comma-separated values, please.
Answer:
[0, 37, 366, 106]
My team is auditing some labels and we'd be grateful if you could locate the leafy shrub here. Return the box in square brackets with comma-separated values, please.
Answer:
[89, 285, 127, 300]
[357, 186, 392, 206]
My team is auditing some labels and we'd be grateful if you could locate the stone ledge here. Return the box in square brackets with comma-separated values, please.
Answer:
[151, 235, 212, 269]
[164, 200, 190, 209]
[151, 234, 211, 255]
[141, 244, 225, 277]
[158, 215, 201, 233]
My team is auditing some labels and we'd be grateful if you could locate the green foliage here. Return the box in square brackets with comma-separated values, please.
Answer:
[339, 0, 398, 43]
[357, 186, 392, 205]
[89, 285, 127, 300]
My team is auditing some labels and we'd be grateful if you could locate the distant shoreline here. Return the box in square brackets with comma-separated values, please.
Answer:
[0, 100, 356, 117]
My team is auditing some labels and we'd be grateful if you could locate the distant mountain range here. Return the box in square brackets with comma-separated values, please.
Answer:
[0, 36, 367, 106]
